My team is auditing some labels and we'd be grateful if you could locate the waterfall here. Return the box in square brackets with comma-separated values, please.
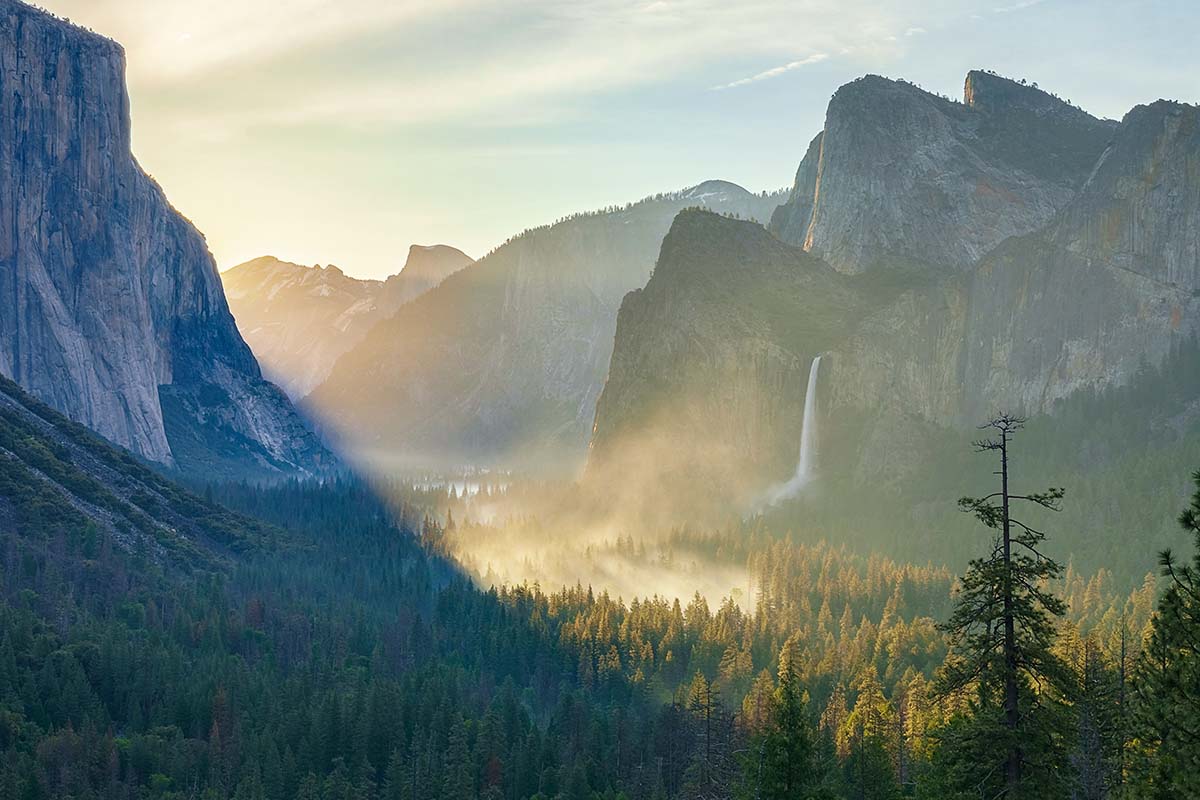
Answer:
[763, 355, 822, 506]
[794, 354, 823, 485]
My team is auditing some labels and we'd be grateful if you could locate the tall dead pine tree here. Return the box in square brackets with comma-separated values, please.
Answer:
[936, 414, 1072, 797]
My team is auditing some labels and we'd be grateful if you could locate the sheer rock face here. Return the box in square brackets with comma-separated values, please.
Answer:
[768, 132, 822, 249]
[825, 278, 970, 423]
[310, 182, 785, 471]
[223, 245, 470, 398]
[0, 1, 331, 478]
[380, 245, 474, 308]
[963, 100, 1200, 419]
[770, 72, 1116, 274]
[588, 81, 1200, 508]
[586, 212, 970, 503]
[587, 211, 864, 507]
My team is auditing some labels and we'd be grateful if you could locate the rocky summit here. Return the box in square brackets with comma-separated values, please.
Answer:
[770, 71, 1116, 273]
[0, 1, 333, 479]
[589, 72, 1200, 514]
[962, 99, 1200, 421]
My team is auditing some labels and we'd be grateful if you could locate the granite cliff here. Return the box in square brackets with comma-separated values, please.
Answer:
[588, 73, 1200, 514]
[771, 71, 1115, 273]
[0, 1, 332, 479]
[962, 99, 1200, 419]
[587, 211, 868, 508]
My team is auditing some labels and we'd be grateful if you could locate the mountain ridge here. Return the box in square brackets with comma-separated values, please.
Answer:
[770, 70, 1116, 273]
[587, 71, 1200, 518]
[309, 181, 786, 471]
[222, 244, 472, 398]
[0, 372, 275, 566]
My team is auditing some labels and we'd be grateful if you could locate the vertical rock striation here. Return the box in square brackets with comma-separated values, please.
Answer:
[963, 99, 1200, 418]
[767, 132, 822, 249]
[588, 72, 1200, 512]
[770, 72, 1116, 273]
[0, 1, 332, 478]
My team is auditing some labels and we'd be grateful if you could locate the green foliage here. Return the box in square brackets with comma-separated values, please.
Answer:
[933, 416, 1075, 798]
[781, 338, 1200, 588]
[736, 653, 829, 800]
[1125, 471, 1200, 798]
[0, 386, 1195, 798]
[0, 374, 277, 561]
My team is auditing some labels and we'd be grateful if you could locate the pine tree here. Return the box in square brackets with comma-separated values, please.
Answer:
[1126, 470, 1200, 797]
[1065, 636, 1125, 800]
[382, 749, 408, 800]
[739, 647, 822, 800]
[441, 716, 474, 800]
[935, 415, 1074, 798]
[683, 672, 738, 798]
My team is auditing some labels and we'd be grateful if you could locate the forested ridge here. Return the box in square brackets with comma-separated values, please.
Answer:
[0, 391, 1197, 797]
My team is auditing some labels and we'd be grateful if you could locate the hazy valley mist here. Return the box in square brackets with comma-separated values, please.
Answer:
[3, 1, 1200, 797]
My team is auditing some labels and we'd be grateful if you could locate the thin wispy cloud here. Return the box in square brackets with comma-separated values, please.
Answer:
[993, 0, 1047, 12]
[31, 0, 1179, 278]
[712, 53, 829, 91]
[47, 0, 933, 132]
[45, 0, 480, 85]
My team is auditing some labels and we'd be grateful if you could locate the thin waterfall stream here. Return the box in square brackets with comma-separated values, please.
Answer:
[762, 354, 822, 506]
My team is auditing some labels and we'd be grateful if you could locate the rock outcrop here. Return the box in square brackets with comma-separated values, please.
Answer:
[0, 1, 332, 479]
[588, 73, 1200, 513]
[587, 211, 866, 509]
[768, 133, 822, 249]
[770, 72, 1116, 273]
[378, 244, 474, 309]
[223, 245, 470, 398]
[962, 99, 1200, 419]
[309, 182, 785, 470]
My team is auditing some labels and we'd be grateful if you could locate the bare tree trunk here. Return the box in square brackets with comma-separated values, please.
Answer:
[1000, 428, 1021, 795]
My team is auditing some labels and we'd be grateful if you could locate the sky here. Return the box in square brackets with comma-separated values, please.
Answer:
[38, 0, 1200, 280]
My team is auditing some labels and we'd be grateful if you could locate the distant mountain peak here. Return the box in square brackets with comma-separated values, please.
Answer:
[224, 255, 301, 276]
[391, 244, 473, 288]
[309, 184, 786, 470]
[222, 245, 471, 400]
[681, 179, 752, 199]
[408, 243, 470, 257]
[1119, 97, 1198, 129]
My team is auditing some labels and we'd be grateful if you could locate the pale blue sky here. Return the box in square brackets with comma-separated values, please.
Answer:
[39, 0, 1200, 279]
